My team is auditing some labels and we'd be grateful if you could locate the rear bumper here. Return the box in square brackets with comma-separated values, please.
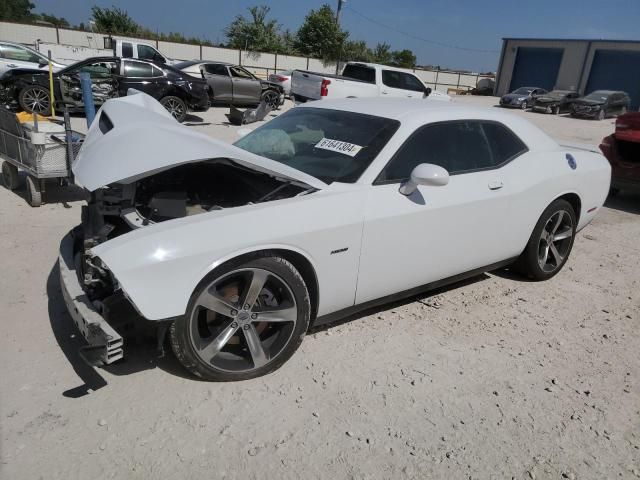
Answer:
[59, 231, 124, 366]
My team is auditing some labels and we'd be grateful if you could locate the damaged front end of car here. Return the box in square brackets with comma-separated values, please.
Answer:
[60, 92, 323, 366]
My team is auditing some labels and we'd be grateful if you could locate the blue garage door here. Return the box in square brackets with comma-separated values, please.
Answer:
[586, 49, 640, 110]
[509, 47, 564, 92]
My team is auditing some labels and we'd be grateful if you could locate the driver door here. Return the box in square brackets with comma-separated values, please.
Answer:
[229, 66, 261, 104]
[58, 59, 117, 108]
[356, 120, 523, 304]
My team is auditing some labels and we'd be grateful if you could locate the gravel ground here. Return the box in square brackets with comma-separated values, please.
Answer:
[1, 96, 639, 479]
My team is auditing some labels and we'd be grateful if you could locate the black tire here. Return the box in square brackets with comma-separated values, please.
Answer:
[170, 253, 311, 381]
[2, 161, 20, 190]
[597, 109, 605, 121]
[514, 199, 576, 281]
[160, 96, 187, 123]
[552, 106, 560, 115]
[261, 90, 280, 110]
[520, 101, 528, 110]
[18, 86, 51, 115]
[26, 175, 42, 207]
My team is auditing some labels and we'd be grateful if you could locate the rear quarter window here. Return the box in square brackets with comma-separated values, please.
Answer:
[481, 122, 528, 164]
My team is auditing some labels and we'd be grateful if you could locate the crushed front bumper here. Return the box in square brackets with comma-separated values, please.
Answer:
[59, 232, 124, 366]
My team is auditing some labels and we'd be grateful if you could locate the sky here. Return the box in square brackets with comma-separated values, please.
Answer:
[32, 0, 640, 72]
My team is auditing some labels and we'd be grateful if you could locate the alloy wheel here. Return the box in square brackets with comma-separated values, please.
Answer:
[188, 267, 298, 373]
[262, 91, 279, 109]
[23, 87, 50, 114]
[537, 210, 573, 273]
[164, 98, 185, 120]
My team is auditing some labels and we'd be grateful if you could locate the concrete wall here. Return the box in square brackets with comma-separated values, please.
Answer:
[1, 21, 488, 91]
[496, 38, 640, 96]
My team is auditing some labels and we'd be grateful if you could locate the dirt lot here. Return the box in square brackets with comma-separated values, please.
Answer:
[1, 96, 639, 479]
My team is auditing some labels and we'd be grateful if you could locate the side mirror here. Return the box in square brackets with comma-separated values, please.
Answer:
[38, 58, 48, 67]
[399, 163, 449, 195]
[424, 87, 432, 97]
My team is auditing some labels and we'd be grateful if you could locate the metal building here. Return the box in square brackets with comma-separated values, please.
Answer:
[495, 38, 640, 109]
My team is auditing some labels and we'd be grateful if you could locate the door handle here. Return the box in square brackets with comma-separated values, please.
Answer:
[381, 90, 388, 95]
[488, 180, 504, 190]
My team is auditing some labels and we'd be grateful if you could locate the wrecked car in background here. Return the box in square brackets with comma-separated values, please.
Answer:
[531, 90, 581, 115]
[571, 90, 630, 120]
[0, 56, 209, 122]
[600, 111, 640, 194]
[176, 60, 284, 110]
[60, 93, 610, 381]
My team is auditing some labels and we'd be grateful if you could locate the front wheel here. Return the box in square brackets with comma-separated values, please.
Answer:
[514, 199, 576, 280]
[160, 96, 187, 123]
[170, 254, 311, 381]
[19, 86, 51, 115]
[261, 90, 280, 110]
[520, 101, 528, 110]
[597, 109, 605, 121]
[552, 106, 560, 115]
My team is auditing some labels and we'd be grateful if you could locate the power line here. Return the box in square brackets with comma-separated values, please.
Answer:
[345, 5, 500, 54]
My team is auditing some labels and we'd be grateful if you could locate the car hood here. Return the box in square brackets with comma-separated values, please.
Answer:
[503, 93, 527, 100]
[572, 99, 604, 106]
[72, 91, 327, 192]
[535, 96, 562, 103]
[261, 80, 284, 92]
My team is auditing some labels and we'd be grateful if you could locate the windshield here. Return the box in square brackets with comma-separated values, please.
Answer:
[583, 91, 609, 102]
[234, 108, 400, 183]
[512, 87, 533, 94]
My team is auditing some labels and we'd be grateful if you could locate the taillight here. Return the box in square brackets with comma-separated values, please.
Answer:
[599, 135, 612, 154]
[320, 79, 331, 97]
[272, 75, 288, 82]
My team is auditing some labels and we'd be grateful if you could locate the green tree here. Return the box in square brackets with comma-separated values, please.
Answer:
[91, 5, 139, 35]
[225, 5, 284, 53]
[0, 0, 34, 21]
[36, 13, 69, 27]
[391, 49, 417, 68]
[372, 42, 392, 64]
[295, 4, 347, 61]
[342, 40, 372, 62]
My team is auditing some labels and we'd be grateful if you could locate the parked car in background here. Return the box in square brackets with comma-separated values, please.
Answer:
[176, 61, 284, 109]
[268, 70, 292, 97]
[0, 57, 208, 122]
[290, 62, 451, 103]
[571, 90, 630, 120]
[499, 86, 547, 109]
[600, 112, 640, 194]
[111, 38, 176, 65]
[0, 41, 66, 77]
[532, 90, 581, 115]
[61, 94, 610, 380]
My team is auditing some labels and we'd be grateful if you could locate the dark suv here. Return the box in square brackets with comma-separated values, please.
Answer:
[571, 90, 630, 120]
[0, 56, 209, 122]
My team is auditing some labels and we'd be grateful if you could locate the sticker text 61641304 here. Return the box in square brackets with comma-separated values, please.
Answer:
[314, 138, 364, 157]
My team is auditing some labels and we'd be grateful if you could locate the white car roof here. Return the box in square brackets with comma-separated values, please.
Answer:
[299, 97, 558, 150]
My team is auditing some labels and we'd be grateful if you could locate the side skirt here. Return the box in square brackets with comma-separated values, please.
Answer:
[312, 257, 518, 328]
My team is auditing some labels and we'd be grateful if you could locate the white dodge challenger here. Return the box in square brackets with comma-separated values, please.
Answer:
[60, 92, 610, 381]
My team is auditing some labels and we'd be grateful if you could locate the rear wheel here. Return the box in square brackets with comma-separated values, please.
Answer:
[160, 96, 187, 123]
[170, 254, 311, 381]
[2, 161, 20, 190]
[19, 86, 51, 115]
[514, 199, 576, 280]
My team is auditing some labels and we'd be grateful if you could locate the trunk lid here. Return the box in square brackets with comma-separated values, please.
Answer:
[72, 92, 327, 192]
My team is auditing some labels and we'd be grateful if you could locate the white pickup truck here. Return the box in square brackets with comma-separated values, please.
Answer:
[291, 62, 450, 103]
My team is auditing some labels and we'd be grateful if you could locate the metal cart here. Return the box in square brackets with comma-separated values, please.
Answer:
[0, 108, 84, 207]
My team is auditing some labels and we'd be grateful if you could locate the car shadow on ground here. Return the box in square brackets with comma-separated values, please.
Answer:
[2, 172, 87, 207]
[604, 191, 640, 215]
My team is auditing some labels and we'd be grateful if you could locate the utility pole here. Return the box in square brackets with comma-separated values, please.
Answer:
[335, 0, 345, 74]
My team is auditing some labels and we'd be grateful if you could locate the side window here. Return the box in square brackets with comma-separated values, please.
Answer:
[123, 60, 153, 77]
[401, 73, 425, 92]
[78, 61, 117, 79]
[0, 44, 41, 63]
[481, 122, 527, 165]
[122, 42, 133, 58]
[138, 44, 162, 62]
[377, 121, 493, 183]
[151, 65, 164, 77]
[230, 66, 253, 79]
[381, 70, 402, 89]
[205, 64, 227, 75]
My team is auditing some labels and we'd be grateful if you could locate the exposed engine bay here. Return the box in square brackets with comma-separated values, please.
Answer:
[78, 159, 310, 303]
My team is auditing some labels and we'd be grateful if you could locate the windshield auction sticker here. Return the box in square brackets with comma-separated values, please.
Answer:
[314, 138, 363, 157]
